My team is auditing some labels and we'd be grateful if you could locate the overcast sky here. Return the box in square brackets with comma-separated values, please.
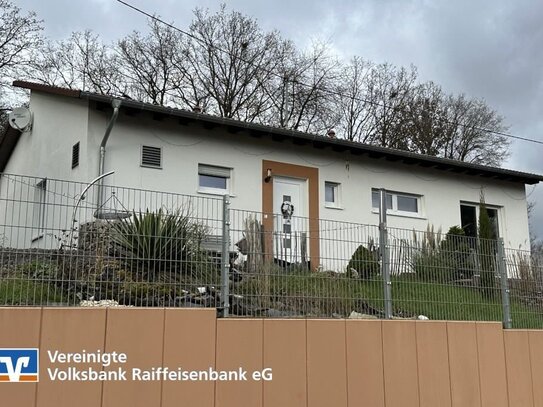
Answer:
[17, 0, 543, 241]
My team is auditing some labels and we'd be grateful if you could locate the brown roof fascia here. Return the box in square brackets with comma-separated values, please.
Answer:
[13, 80, 81, 98]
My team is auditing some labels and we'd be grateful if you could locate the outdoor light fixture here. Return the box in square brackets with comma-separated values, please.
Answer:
[264, 168, 272, 183]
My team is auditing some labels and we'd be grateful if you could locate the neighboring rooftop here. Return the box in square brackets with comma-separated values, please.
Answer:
[3, 80, 543, 185]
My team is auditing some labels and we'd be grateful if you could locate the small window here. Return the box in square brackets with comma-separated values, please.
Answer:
[325, 182, 341, 207]
[200, 174, 227, 189]
[198, 164, 231, 194]
[397, 195, 418, 213]
[141, 145, 162, 168]
[71, 142, 80, 169]
[372, 189, 422, 216]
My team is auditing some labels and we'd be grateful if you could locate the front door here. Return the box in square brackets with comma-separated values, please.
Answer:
[273, 176, 308, 265]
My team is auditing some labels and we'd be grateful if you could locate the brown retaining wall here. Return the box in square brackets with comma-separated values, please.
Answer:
[0, 307, 542, 407]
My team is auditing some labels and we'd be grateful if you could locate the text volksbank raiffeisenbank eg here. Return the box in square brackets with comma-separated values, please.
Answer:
[46, 350, 272, 382]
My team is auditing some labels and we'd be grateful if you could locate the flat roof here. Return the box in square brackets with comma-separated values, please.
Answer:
[5, 80, 543, 185]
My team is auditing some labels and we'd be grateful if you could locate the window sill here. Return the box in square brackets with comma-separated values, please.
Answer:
[140, 165, 162, 170]
[371, 209, 426, 220]
[324, 204, 344, 210]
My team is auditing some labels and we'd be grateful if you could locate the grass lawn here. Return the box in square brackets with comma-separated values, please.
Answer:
[1, 267, 541, 329]
[0, 278, 67, 306]
[235, 271, 543, 329]
[389, 277, 543, 329]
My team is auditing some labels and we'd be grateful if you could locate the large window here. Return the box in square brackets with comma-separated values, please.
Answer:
[460, 203, 500, 239]
[371, 189, 422, 217]
[198, 164, 231, 195]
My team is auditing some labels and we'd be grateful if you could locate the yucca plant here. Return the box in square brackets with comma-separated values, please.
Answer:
[111, 208, 208, 276]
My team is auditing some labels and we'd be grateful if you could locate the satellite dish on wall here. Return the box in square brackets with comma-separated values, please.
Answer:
[8, 107, 33, 132]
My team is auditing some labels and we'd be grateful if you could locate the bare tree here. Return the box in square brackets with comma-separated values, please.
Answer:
[0, 0, 42, 136]
[178, 5, 285, 120]
[118, 20, 182, 105]
[335, 56, 374, 141]
[440, 94, 509, 166]
[0, 0, 43, 88]
[371, 79, 509, 166]
[33, 37, 79, 89]
[31, 31, 123, 95]
[264, 41, 340, 134]
[363, 63, 418, 149]
[257, 39, 299, 127]
[399, 81, 449, 155]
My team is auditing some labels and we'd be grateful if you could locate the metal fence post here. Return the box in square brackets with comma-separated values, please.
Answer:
[379, 188, 393, 319]
[497, 238, 512, 328]
[221, 194, 231, 317]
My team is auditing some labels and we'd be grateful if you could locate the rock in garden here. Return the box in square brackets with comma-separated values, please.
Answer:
[349, 311, 378, 319]
[80, 299, 124, 307]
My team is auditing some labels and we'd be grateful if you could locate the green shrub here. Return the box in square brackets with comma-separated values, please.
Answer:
[413, 251, 453, 282]
[441, 226, 475, 279]
[111, 208, 210, 277]
[445, 225, 465, 237]
[18, 261, 59, 279]
[347, 245, 380, 279]
[0, 278, 66, 305]
[412, 226, 478, 283]
[233, 264, 383, 317]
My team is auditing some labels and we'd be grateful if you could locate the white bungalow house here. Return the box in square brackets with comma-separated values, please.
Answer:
[0, 81, 541, 271]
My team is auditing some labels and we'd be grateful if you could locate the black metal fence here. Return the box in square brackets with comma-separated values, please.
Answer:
[0, 173, 542, 328]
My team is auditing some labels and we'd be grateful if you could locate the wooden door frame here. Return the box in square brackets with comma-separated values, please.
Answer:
[262, 160, 320, 270]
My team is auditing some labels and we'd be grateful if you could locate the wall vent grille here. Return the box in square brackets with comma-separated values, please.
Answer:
[141, 145, 162, 168]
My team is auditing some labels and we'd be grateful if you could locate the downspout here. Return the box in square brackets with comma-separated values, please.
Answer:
[97, 99, 122, 209]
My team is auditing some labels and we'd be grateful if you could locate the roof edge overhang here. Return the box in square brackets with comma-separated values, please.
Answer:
[0, 126, 22, 173]
[11, 80, 543, 185]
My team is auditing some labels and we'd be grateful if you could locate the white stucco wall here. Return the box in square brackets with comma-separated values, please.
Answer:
[3, 92, 89, 181]
[94, 111, 530, 250]
[0, 92, 532, 261]
[0, 92, 90, 248]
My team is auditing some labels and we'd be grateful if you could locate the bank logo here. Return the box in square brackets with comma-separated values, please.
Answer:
[0, 349, 39, 382]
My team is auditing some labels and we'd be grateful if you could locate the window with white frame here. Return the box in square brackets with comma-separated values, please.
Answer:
[324, 181, 341, 208]
[460, 202, 500, 240]
[371, 189, 422, 216]
[198, 164, 231, 195]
